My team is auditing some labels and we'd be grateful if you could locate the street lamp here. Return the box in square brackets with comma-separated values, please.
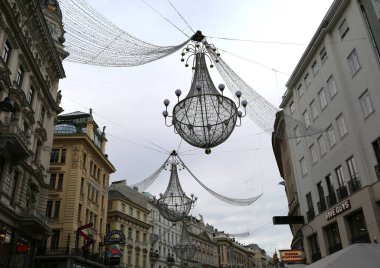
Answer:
[0, 67, 14, 113]
[162, 37, 247, 154]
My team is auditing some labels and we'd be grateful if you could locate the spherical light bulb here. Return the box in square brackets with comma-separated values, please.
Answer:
[235, 91, 242, 98]
[237, 111, 243, 117]
[164, 99, 170, 106]
[205, 148, 211, 154]
[241, 100, 248, 107]
[175, 89, 182, 97]
[162, 110, 168, 117]
[196, 84, 202, 91]
[185, 63, 189, 67]
[218, 84, 225, 91]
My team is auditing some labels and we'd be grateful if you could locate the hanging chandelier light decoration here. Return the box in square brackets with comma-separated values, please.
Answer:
[153, 151, 197, 222]
[162, 31, 247, 154]
[173, 222, 197, 262]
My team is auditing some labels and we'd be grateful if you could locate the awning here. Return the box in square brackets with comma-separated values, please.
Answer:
[305, 243, 380, 268]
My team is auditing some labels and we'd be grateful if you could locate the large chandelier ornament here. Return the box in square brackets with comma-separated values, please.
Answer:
[173, 222, 197, 262]
[162, 32, 247, 154]
[153, 151, 197, 222]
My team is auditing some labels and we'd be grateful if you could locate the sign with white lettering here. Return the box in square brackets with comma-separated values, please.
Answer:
[279, 250, 304, 263]
[326, 200, 351, 220]
[104, 230, 126, 245]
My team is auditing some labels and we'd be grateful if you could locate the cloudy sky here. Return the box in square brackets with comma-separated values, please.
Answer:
[59, 0, 334, 255]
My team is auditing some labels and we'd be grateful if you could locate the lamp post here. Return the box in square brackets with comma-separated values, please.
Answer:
[0, 67, 14, 113]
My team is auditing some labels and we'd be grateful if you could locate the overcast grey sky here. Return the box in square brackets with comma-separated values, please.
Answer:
[60, 0, 334, 255]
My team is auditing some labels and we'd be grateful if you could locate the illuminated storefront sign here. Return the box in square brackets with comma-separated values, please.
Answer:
[279, 250, 304, 263]
[326, 200, 351, 220]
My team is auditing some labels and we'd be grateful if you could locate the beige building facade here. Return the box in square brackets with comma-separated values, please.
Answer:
[108, 181, 151, 268]
[0, 0, 66, 267]
[35, 111, 115, 267]
[274, 0, 380, 265]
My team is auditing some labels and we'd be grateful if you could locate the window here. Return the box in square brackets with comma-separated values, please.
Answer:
[128, 227, 132, 239]
[300, 157, 307, 176]
[338, 18, 349, 38]
[10, 171, 19, 205]
[290, 101, 295, 114]
[336, 114, 348, 137]
[308, 234, 321, 262]
[50, 173, 64, 191]
[304, 73, 311, 87]
[312, 61, 319, 75]
[50, 149, 66, 163]
[347, 156, 358, 179]
[1, 40, 11, 63]
[335, 166, 345, 186]
[303, 110, 310, 128]
[120, 224, 125, 233]
[327, 125, 336, 147]
[324, 222, 342, 254]
[27, 86, 34, 105]
[294, 125, 301, 143]
[54, 201, 61, 218]
[40, 106, 46, 125]
[78, 204, 82, 222]
[359, 90, 374, 118]
[318, 88, 327, 109]
[80, 178, 84, 194]
[50, 230, 60, 249]
[16, 65, 24, 87]
[83, 153, 87, 168]
[327, 76, 337, 98]
[372, 138, 380, 166]
[320, 46, 327, 62]
[297, 84, 304, 98]
[309, 101, 317, 121]
[318, 135, 327, 156]
[310, 144, 318, 164]
[46, 201, 53, 217]
[122, 203, 126, 212]
[137, 210, 140, 220]
[129, 207, 133, 216]
[136, 230, 140, 241]
[347, 49, 361, 75]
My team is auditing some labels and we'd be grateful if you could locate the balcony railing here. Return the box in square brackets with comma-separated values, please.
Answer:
[326, 193, 337, 207]
[36, 247, 106, 264]
[375, 165, 380, 181]
[306, 210, 315, 222]
[317, 199, 327, 213]
[336, 185, 348, 201]
[348, 177, 361, 194]
[328, 243, 342, 254]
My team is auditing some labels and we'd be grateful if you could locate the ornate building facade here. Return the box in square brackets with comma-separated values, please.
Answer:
[0, 0, 66, 267]
[34, 111, 116, 268]
[108, 181, 151, 268]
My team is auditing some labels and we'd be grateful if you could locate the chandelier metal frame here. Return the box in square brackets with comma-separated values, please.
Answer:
[162, 32, 247, 154]
[173, 221, 197, 262]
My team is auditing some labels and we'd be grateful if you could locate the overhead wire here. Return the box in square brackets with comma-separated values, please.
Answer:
[62, 94, 172, 154]
[166, 0, 195, 34]
[139, 0, 190, 38]
[207, 36, 307, 46]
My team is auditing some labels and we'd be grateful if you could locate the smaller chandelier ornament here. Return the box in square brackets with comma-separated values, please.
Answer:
[162, 32, 247, 154]
[173, 222, 197, 262]
[153, 151, 197, 222]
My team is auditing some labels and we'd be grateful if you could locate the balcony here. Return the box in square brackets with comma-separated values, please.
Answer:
[326, 193, 337, 208]
[0, 122, 31, 160]
[19, 207, 50, 235]
[336, 185, 349, 201]
[317, 199, 327, 213]
[375, 165, 380, 181]
[348, 177, 361, 194]
[306, 210, 315, 222]
[36, 247, 106, 265]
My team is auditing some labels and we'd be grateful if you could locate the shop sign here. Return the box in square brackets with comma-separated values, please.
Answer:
[326, 200, 351, 220]
[16, 243, 29, 254]
[104, 230, 126, 245]
[279, 250, 304, 263]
